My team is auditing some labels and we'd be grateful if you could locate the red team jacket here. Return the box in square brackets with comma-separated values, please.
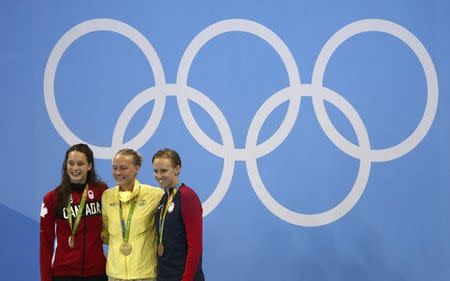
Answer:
[40, 182, 107, 281]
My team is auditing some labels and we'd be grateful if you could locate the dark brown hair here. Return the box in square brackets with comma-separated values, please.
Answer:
[56, 144, 101, 209]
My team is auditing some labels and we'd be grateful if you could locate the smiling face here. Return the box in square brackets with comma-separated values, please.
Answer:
[112, 153, 140, 191]
[153, 157, 180, 190]
[66, 150, 92, 184]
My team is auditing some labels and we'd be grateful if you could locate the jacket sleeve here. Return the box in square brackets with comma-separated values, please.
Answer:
[40, 192, 55, 281]
[101, 191, 109, 244]
[180, 187, 203, 281]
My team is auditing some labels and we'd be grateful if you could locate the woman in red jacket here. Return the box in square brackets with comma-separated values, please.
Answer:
[40, 143, 108, 281]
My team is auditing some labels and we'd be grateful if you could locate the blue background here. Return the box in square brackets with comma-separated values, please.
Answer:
[1, 1, 449, 280]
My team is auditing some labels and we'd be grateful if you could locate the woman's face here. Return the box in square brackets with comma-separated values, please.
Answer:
[112, 153, 139, 190]
[67, 151, 92, 184]
[153, 157, 180, 189]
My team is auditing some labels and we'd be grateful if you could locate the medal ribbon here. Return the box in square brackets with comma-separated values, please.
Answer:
[119, 197, 138, 243]
[158, 183, 180, 245]
[67, 185, 89, 237]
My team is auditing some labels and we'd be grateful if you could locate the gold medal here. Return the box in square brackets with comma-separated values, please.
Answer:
[120, 242, 132, 256]
[68, 235, 75, 249]
[157, 243, 164, 256]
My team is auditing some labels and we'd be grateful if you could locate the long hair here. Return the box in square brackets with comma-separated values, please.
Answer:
[56, 143, 101, 209]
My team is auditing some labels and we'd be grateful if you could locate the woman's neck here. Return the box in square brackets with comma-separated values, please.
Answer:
[164, 179, 179, 194]
[119, 184, 133, 192]
[70, 182, 86, 192]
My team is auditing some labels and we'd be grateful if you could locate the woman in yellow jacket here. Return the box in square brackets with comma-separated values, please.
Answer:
[102, 148, 163, 281]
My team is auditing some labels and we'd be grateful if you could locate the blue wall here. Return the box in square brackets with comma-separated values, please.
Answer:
[2, 1, 450, 280]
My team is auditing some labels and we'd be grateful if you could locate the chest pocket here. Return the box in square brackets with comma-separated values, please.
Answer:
[107, 210, 151, 238]
[129, 214, 151, 239]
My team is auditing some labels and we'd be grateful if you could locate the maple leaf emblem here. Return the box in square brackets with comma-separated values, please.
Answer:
[40, 202, 48, 218]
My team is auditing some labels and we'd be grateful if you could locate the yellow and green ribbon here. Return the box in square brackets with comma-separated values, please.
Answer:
[67, 185, 89, 237]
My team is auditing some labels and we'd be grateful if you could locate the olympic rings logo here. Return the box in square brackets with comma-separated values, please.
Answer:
[44, 18, 438, 226]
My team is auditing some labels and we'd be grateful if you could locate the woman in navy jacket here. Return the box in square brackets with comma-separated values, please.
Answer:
[152, 148, 205, 281]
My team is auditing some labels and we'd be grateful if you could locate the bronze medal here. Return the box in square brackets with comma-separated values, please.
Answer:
[68, 235, 75, 249]
[157, 243, 164, 256]
[120, 242, 132, 256]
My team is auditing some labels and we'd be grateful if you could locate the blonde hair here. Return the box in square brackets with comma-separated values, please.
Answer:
[116, 148, 143, 167]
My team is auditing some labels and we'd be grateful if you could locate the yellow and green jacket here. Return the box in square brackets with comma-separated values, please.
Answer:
[102, 179, 163, 280]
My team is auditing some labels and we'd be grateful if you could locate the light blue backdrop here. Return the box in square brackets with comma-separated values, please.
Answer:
[1, 1, 449, 280]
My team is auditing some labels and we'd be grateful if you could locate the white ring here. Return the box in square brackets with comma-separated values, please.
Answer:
[177, 19, 302, 160]
[43, 18, 166, 158]
[246, 85, 371, 226]
[312, 19, 438, 162]
[114, 84, 235, 216]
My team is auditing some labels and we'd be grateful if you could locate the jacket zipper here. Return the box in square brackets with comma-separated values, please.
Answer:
[82, 215, 86, 275]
